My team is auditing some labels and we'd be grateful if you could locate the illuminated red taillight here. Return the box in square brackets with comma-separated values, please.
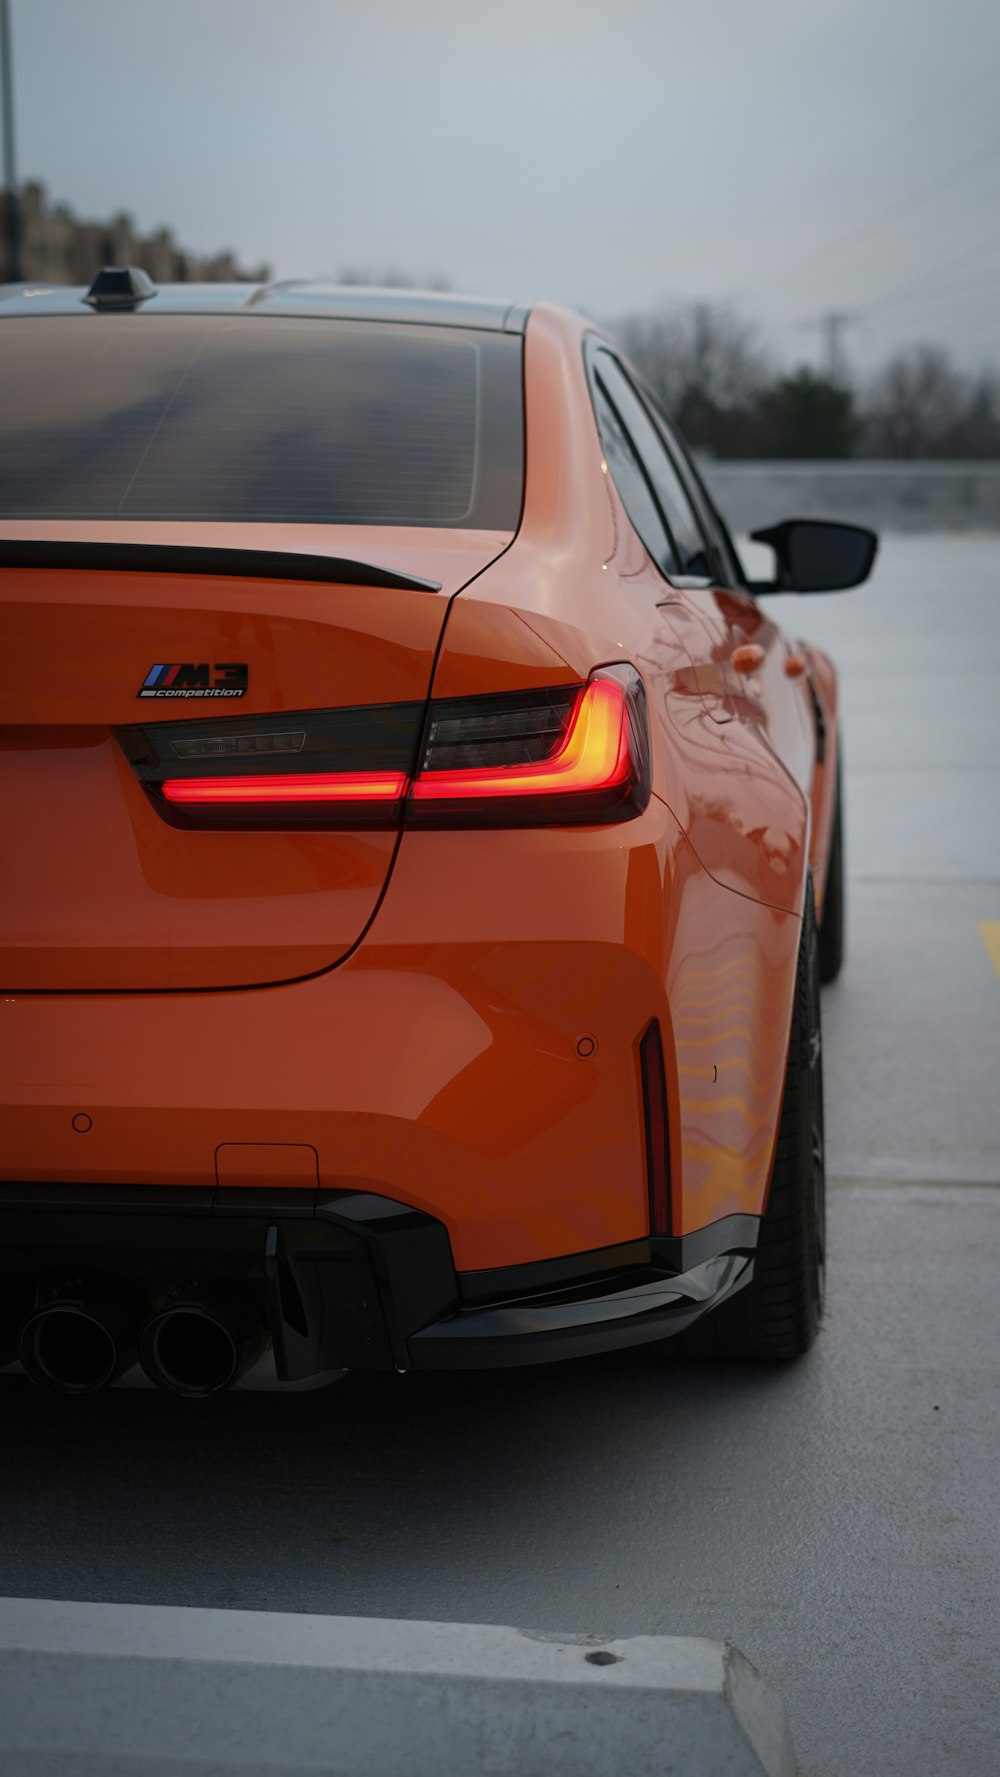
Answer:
[413, 678, 622, 801]
[162, 771, 407, 806]
[640, 1021, 671, 1237]
[117, 665, 650, 830]
[116, 701, 423, 830]
[408, 665, 650, 828]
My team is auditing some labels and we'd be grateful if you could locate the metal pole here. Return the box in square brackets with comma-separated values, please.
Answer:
[0, 0, 22, 281]
[818, 310, 859, 386]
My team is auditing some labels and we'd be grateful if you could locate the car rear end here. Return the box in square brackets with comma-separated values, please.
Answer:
[0, 287, 749, 1394]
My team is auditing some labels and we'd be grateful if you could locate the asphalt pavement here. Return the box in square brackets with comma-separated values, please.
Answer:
[3, 534, 999, 1777]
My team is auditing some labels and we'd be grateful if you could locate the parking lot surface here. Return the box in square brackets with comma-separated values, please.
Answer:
[3, 534, 999, 1777]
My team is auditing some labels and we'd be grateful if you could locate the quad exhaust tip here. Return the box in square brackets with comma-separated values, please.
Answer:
[18, 1290, 137, 1394]
[139, 1287, 264, 1398]
[13, 1282, 264, 1397]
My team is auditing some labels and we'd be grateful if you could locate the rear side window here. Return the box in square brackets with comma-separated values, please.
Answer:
[591, 375, 674, 574]
[0, 316, 523, 529]
[591, 351, 712, 578]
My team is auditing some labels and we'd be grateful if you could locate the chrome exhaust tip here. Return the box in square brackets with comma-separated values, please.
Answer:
[18, 1289, 137, 1393]
[139, 1287, 264, 1397]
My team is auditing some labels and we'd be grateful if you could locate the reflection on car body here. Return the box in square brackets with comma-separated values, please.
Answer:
[0, 273, 874, 1393]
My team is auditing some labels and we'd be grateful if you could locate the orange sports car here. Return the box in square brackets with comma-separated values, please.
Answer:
[0, 270, 875, 1395]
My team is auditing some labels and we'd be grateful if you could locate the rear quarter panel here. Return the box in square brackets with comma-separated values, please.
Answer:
[800, 641, 840, 922]
[427, 304, 807, 1235]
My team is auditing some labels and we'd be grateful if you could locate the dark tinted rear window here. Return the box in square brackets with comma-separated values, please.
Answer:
[0, 316, 523, 528]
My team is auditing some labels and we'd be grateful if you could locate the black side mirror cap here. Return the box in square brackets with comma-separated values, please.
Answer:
[748, 518, 878, 593]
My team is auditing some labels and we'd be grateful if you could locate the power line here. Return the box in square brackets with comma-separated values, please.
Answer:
[755, 124, 1000, 299]
[930, 307, 1000, 354]
[873, 274, 1000, 324]
[738, 52, 1000, 241]
[798, 310, 862, 381]
[866, 224, 1000, 315]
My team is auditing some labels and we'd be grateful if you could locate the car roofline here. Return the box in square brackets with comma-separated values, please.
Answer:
[0, 278, 533, 333]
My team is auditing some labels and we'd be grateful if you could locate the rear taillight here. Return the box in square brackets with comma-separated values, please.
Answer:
[116, 702, 423, 830]
[162, 772, 407, 807]
[116, 665, 651, 830]
[408, 665, 650, 827]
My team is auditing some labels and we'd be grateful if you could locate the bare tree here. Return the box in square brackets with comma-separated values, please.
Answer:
[334, 267, 452, 290]
[860, 345, 968, 457]
[614, 303, 769, 415]
[611, 302, 770, 454]
[949, 371, 1000, 456]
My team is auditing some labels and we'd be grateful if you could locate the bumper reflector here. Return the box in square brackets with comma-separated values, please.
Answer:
[640, 1021, 671, 1237]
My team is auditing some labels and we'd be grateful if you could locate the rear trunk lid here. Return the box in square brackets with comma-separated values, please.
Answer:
[1, 522, 509, 990]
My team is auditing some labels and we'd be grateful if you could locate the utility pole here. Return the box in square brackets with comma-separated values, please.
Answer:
[1, 0, 21, 283]
[802, 309, 860, 384]
[692, 302, 713, 386]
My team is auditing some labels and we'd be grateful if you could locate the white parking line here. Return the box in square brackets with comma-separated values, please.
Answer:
[979, 920, 1000, 984]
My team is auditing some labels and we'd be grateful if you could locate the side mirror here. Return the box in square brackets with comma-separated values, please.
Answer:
[749, 519, 878, 593]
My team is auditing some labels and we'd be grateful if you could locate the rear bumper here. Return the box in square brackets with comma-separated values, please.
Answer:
[0, 1182, 758, 1379]
[0, 806, 682, 1276]
[411, 1248, 754, 1368]
[1, 799, 799, 1279]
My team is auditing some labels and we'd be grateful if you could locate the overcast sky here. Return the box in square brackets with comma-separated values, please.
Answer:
[9, 0, 1000, 378]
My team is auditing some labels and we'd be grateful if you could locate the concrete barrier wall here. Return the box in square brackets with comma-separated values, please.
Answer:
[699, 460, 1000, 533]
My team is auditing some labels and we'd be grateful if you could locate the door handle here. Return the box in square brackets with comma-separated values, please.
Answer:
[784, 653, 808, 678]
[732, 644, 765, 675]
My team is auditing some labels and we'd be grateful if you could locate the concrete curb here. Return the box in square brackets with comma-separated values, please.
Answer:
[0, 1598, 796, 1776]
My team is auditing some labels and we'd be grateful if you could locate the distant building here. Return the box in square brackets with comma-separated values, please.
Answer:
[0, 181, 270, 285]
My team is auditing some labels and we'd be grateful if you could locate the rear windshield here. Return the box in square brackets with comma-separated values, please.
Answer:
[0, 315, 523, 528]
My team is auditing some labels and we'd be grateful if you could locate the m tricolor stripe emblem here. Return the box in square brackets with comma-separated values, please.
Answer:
[138, 663, 249, 699]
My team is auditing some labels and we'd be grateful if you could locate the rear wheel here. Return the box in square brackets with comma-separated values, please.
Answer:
[818, 751, 845, 984]
[681, 878, 826, 1361]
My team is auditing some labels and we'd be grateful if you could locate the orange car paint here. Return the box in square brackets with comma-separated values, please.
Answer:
[799, 641, 840, 924]
[0, 529, 508, 991]
[0, 304, 835, 1268]
[0, 796, 798, 1266]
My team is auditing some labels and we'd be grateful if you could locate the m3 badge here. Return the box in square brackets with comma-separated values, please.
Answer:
[138, 664, 248, 700]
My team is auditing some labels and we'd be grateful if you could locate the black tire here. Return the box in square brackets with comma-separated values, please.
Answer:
[679, 879, 826, 1361]
[818, 751, 845, 985]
